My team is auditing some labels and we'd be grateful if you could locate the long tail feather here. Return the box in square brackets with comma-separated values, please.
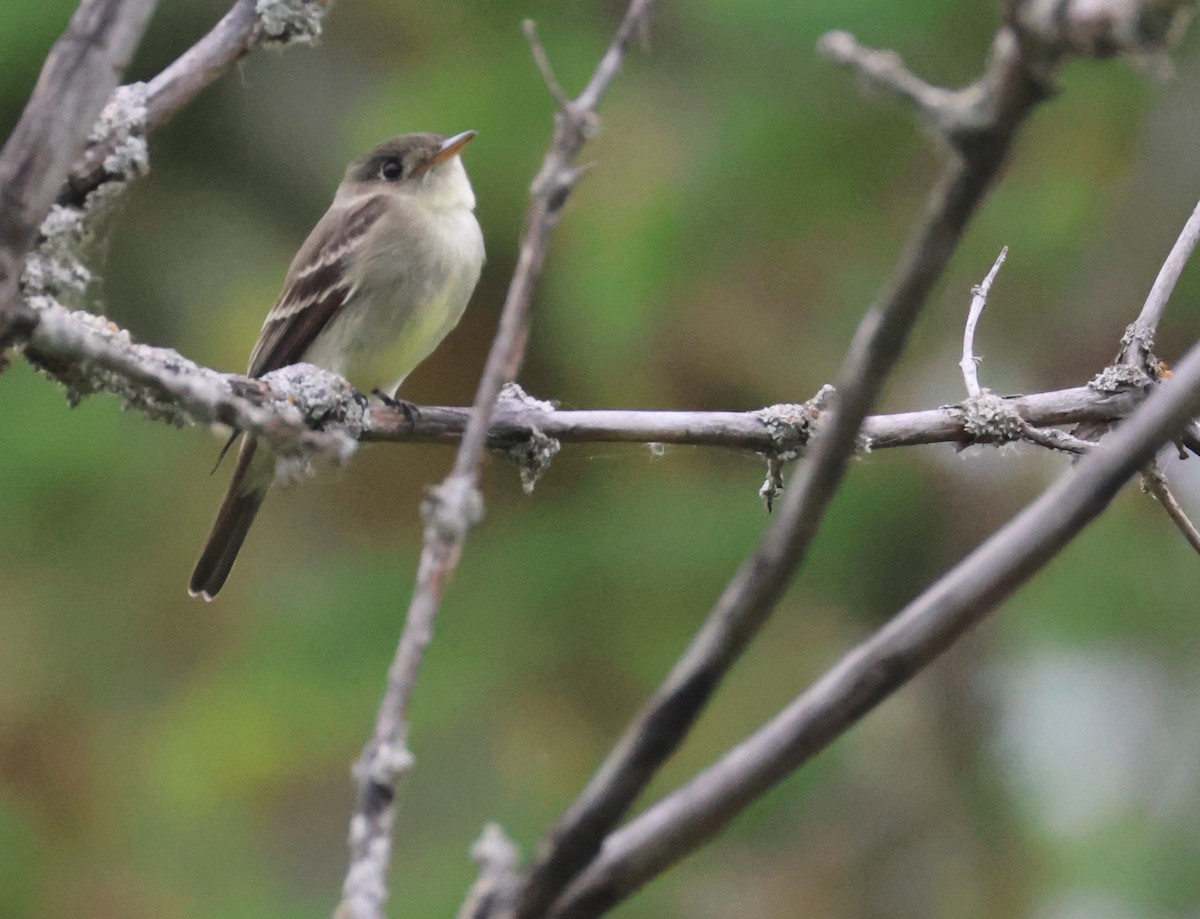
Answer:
[189, 436, 269, 601]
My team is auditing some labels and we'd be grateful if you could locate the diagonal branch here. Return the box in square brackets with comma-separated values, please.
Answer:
[0, 0, 159, 336]
[504, 17, 1065, 919]
[1120, 197, 1200, 372]
[552, 328, 1200, 918]
[59, 0, 332, 207]
[334, 4, 659, 919]
[1142, 463, 1200, 556]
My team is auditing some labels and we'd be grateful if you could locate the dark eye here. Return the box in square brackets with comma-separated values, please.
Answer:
[380, 157, 403, 181]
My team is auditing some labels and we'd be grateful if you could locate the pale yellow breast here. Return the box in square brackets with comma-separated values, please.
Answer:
[304, 192, 484, 396]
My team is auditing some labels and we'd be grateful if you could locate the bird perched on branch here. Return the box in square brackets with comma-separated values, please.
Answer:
[190, 131, 485, 600]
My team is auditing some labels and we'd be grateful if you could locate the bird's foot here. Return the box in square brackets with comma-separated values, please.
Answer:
[371, 388, 422, 422]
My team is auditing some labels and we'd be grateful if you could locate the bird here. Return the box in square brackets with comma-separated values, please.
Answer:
[189, 131, 485, 600]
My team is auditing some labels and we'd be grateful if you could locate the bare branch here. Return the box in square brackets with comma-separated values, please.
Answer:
[1142, 463, 1200, 556]
[552, 322, 1200, 919]
[505, 17, 1064, 919]
[522, 20, 572, 111]
[1120, 197, 1200, 371]
[960, 246, 1008, 397]
[1015, 418, 1092, 455]
[335, 5, 659, 918]
[818, 31, 958, 124]
[457, 825, 521, 919]
[0, 0, 159, 334]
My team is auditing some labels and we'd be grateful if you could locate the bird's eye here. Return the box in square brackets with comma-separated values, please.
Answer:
[380, 157, 403, 181]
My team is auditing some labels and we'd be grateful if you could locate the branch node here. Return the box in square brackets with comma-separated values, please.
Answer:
[352, 739, 415, 794]
[1089, 362, 1154, 394]
[497, 383, 560, 492]
[422, 474, 485, 542]
[755, 384, 836, 460]
[956, 390, 1024, 444]
[754, 384, 837, 511]
[457, 824, 520, 919]
[1118, 319, 1160, 373]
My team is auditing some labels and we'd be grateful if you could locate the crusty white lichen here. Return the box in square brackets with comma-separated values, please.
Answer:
[754, 384, 837, 511]
[22, 84, 151, 306]
[90, 82, 149, 182]
[506, 426, 561, 494]
[956, 390, 1024, 443]
[1089, 363, 1153, 393]
[260, 363, 361, 485]
[23, 305, 359, 476]
[256, 0, 328, 45]
[499, 380, 557, 414]
[21, 206, 92, 300]
[498, 382, 561, 492]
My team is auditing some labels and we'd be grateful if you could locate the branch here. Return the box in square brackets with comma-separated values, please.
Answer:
[59, 0, 332, 207]
[551, 317, 1200, 919]
[367, 382, 1144, 456]
[4, 0, 334, 368]
[503, 14, 1068, 918]
[1120, 197, 1200, 372]
[959, 246, 1008, 397]
[0, 0, 159, 336]
[334, 4, 659, 919]
[1142, 462, 1200, 556]
[10, 293, 1150, 464]
[22, 302, 358, 461]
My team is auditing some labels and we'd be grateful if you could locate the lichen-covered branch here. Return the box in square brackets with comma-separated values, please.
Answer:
[7, 293, 1154, 466]
[60, 0, 333, 207]
[0, 0, 159, 340]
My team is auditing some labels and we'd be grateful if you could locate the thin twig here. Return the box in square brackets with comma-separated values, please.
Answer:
[552, 325, 1200, 919]
[335, 4, 658, 918]
[522, 20, 572, 111]
[1015, 418, 1092, 455]
[1142, 463, 1200, 556]
[1121, 197, 1200, 371]
[960, 246, 1008, 397]
[818, 30, 959, 123]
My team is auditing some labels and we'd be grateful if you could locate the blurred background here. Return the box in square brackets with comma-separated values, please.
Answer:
[3, 1, 1200, 916]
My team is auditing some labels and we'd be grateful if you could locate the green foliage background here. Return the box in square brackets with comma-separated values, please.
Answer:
[3, 1, 1200, 916]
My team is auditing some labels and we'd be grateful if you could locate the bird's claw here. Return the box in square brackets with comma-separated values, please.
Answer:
[371, 388, 421, 422]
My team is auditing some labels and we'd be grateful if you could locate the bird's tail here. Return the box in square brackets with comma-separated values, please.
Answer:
[189, 435, 270, 601]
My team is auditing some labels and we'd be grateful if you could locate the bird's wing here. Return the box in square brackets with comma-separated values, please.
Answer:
[247, 193, 389, 378]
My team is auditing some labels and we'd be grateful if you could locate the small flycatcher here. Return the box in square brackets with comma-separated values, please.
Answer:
[190, 131, 485, 600]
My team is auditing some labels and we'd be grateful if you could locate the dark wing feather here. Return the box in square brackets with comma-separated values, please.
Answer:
[247, 194, 389, 378]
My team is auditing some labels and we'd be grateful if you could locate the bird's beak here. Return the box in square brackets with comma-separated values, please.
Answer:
[413, 130, 477, 176]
